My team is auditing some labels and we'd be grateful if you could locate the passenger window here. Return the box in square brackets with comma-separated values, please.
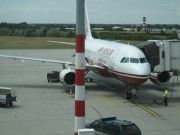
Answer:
[130, 58, 139, 63]
[120, 57, 126, 63]
[140, 58, 147, 63]
[124, 58, 129, 63]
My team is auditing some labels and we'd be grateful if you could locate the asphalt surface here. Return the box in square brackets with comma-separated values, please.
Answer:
[0, 49, 180, 135]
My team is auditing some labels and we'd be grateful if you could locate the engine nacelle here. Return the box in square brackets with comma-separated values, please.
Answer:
[60, 69, 75, 87]
[149, 71, 171, 84]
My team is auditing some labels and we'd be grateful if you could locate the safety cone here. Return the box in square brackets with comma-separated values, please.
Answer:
[69, 89, 75, 97]
[69, 89, 73, 95]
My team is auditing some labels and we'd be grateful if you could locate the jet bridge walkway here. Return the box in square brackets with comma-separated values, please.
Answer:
[138, 40, 180, 84]
[139, 40, 180, 75]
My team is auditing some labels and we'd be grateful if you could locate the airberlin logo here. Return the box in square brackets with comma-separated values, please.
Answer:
[98, 47, 114, 56]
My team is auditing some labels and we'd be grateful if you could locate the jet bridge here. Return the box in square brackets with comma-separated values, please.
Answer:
[139, 40, 180, 84]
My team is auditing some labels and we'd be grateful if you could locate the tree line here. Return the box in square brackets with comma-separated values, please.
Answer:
[0, 22, 179, 40]
[0, 22, 76, 37]
[94, 31, 177, 41]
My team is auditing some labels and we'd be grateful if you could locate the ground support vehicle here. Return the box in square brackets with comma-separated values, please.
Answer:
[0, 87, 17, 107]
[47, 71, 60, 83]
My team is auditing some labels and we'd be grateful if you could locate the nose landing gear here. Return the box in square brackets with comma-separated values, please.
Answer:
[126, 85, 138, 103]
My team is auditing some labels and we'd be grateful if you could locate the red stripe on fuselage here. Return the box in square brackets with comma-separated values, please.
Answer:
[86, 58, 148, 85]
[92, 67, 148, 85]
[111, 70, 148, 85]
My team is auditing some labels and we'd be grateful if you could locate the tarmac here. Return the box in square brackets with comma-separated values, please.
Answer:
[0, 49, 180, 135]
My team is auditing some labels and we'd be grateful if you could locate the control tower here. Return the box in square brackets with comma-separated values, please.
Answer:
[143, 17, 146, 28]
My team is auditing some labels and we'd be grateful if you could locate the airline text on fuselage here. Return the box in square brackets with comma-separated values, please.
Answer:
[98, 47, 114, 56]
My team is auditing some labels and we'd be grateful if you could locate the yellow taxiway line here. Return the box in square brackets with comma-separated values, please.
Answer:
[96, 96, 159, 117]
[135, 103, 159, 117]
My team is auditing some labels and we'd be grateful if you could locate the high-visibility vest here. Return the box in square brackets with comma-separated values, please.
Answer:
[164, 89, 168, 97]
[132, 89, 136, 95]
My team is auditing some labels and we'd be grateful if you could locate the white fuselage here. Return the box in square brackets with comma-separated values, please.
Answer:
[85, 38, 151, 85]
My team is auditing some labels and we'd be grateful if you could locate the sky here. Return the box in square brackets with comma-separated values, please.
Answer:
[0, 0, 180, 24]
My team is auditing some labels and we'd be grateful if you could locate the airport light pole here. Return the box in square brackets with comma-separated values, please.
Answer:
[75, 0, 85, 135]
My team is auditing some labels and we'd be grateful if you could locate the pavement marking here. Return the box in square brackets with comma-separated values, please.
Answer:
[91, 106, 103, 117]
[96, 97, 115, 101]
[96, 96, 159, 117]
[96, 97, 122, 106]
[135, 103, 159, 117]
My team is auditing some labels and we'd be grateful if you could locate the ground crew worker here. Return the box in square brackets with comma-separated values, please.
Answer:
[131, 87, 137, 103]
[163, 87, 168, 106]
[126, 90, 132, 100]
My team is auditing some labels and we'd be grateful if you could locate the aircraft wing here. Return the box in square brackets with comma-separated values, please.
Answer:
[0, 53, 106, 73]
[47, 41, 106, 71]
[0, 54, 74, 65]
[0, 53, 105, 69]
[86, 63, 105, 73]
[0, 40, 75, 65]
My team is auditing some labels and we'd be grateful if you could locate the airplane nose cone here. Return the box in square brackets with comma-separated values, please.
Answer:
[113, 62, 151, 85]
[129, 63, 150, 85]
[142, 63, 151, 75]
[133, 63, 151, 76]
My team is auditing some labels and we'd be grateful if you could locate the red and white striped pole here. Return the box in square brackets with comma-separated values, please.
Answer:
[75, 0, 85, 135]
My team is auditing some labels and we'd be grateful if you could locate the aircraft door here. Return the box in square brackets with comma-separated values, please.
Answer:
[110, 50, 119, 70]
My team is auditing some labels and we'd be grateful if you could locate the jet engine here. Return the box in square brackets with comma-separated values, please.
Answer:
[149, 71, 171, 84]
[60, 69, 75, 87]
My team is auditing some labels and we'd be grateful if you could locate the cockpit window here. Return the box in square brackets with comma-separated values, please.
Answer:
[139, 58, 147, 63]
[130, 58, 139, 63]
[120, 57, 126, 63]
[124, 58, 129, 63]
[121, 57, 147, 64]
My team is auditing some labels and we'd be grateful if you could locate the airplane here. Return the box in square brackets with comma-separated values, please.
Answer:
[0, 5, 152, 95]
